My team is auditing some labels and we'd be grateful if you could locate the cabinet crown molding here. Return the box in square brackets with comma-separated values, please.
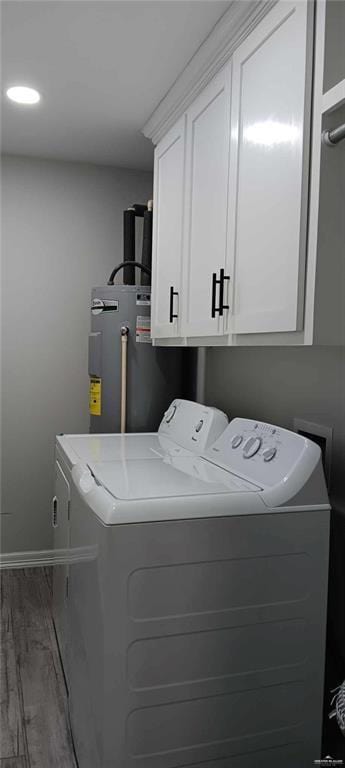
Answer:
[142, 0, 276, 145]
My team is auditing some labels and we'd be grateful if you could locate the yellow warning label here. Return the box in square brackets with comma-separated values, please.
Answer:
[89, 377, 101, 416]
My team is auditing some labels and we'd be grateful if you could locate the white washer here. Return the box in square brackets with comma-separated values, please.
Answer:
[52, 399, 228, 671]
[54, 403, 330, 768]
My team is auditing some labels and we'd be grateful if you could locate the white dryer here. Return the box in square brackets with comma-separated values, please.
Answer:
[54, 401, 330, 768]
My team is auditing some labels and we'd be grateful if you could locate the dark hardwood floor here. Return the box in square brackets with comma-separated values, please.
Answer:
[0, 568, 76, 768]
[2, 567, 344, 766]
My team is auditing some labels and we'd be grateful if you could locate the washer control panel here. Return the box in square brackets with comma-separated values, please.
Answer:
[206, 417, 313, 488]
[158, 399, 229, 452]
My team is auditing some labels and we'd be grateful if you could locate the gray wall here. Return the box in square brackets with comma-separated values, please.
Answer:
[206, 346, 345, 511]
[1, 155, 152, 553]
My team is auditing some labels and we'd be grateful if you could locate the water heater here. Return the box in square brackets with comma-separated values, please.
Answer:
[88, 202, 188, 433]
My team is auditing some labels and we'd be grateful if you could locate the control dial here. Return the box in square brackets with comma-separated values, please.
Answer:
[243, 436, 262, 458]
[263, 447, 277, 462]
[165, 405, 177, 424]
[195, 419, 204, 433]
[231, 434, 243, 449]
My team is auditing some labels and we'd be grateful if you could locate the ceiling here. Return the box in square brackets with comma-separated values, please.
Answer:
[1, 0, 230, 170]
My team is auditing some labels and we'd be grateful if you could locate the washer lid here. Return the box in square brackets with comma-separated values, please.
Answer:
[58, 433, 192, 464]
[88, 456, 260, 500]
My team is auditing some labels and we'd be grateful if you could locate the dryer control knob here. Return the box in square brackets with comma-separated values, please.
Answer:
[165, 405, 177, 423]
[243, 436, 262, 458]
[263, 447, 277, 462]
[231, 434, 243, 449]
[195, 419, 204, 433]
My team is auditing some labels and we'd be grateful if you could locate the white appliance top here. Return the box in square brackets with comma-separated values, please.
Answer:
[57, 399, 229, 468]
[57, 433, 184, 465]
[88, 455, 258, 501]
[57, 403, 329, 525]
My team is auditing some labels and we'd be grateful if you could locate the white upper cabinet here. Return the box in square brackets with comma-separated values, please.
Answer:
[181, 62, 232, 338]
[148, 0, 341, 347]
[228, 1, 311, 335]
[151, 117, 186, 338]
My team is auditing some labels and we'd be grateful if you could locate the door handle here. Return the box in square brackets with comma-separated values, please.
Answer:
[212, 272, 225, 318]
[51, 495, 58, 528]
[169, 286, 178, 323]
[211, 273, 220, 318]
[219, 269, 230, 316]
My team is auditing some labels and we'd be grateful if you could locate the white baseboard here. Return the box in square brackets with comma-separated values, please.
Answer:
[0, 546, 97, 569]
[0, 549, 58, 569]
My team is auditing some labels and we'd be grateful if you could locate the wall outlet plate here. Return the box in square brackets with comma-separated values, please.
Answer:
[293, 418, 333, 489]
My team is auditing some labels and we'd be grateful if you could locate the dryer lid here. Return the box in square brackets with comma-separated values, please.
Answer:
[88, 455, 260, 501]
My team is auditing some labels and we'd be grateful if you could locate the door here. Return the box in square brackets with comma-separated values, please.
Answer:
[151, 116, 186, 339]
[52, 459, 70, 674]
[228, 0, 312, 335]
[181, 62, 232, 338]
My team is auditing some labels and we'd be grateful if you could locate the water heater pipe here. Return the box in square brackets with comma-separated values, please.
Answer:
[141, 199, 153, 286]
[107, 261, 151, 286]
[120, 326, 129, 433]
[196, 348, 207, 404]
[123, 204, 148, 285]
[123, 209, 136, 284]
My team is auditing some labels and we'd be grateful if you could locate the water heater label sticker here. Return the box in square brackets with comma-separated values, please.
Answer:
[91, 299, 119, 314]
[136, 293, 151, 306]
[136, 316, 151, 343]
[89, 377, 102, 415]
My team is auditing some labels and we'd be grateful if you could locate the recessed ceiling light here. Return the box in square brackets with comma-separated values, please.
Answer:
[6, 86, 41, 105]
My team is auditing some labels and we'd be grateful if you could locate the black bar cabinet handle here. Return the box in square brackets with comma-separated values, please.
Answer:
[211, 273, 218, 318]
[218, 269, 225, 316]
[169, 286, 178, 323]
[219, 269, 230, 315]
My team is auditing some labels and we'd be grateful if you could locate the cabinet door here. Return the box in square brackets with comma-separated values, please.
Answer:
[52, 460, 70, 673]
[182, 63, 232, 338]
[151, 117, 186, 339]
[228, 0, 312, 335]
